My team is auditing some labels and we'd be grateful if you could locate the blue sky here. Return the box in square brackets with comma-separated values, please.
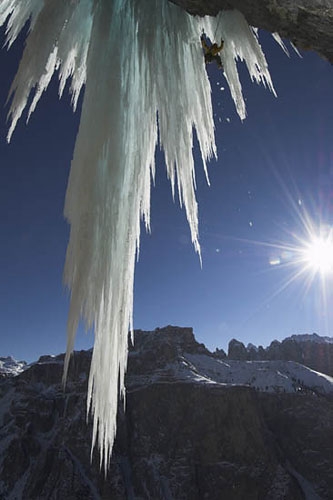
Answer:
[1, 28, 333, 362]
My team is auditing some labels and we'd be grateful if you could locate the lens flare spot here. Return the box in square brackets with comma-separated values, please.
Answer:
[269, 257, 281, 266]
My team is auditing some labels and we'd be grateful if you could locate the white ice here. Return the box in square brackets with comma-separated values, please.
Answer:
[0, 0, 275, 471]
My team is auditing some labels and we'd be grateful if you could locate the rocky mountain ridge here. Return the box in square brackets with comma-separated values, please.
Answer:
[4, 329, 332, 379]
[226, 332, 333, 377]
[0, 326, 332, 499]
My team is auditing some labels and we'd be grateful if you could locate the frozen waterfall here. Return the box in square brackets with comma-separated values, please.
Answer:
[0, 0, 275, 470]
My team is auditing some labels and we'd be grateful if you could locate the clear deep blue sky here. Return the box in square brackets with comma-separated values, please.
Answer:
[0, 28, 333, 362]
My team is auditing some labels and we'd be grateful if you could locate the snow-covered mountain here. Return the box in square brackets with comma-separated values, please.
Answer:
[2, 329, 332, 393]
[128, 327, 333, 396]
[0, 326, 332, 499]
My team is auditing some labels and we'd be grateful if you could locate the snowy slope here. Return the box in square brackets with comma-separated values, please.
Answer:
[127, 337, 333, 396]
[181, 355, 333, 395]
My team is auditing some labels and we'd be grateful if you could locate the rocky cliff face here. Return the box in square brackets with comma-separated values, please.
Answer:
[169, 0, 333, 63]
[227, 333, 333, 376]
[0, 326, 332, 499]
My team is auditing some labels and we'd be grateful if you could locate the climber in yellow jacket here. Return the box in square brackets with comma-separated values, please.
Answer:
[201, 34, 224, 69]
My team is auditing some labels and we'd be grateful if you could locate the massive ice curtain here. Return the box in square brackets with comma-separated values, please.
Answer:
[0, 0, 275, 469]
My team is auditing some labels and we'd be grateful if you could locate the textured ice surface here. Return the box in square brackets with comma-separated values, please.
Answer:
[0, 0, 275, 469]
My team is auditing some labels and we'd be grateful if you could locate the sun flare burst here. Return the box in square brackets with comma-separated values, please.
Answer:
[301, 232, 333, 275]
[233, 192, 333, 331]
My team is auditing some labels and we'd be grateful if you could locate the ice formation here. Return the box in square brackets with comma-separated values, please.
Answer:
[0, 0, 275, 470]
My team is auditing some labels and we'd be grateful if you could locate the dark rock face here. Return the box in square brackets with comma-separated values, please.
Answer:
[228, 333, 333, 376]
[228, 338, 247, 360]
[0, 326, 332, 499]
[169, 0, 333, 63]
[274, 336, 333, 376]
[213, 347, 227, 359]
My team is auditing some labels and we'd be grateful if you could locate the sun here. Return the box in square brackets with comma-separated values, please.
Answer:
[248, 219, 333, 303]
[302, 234, 333, 275]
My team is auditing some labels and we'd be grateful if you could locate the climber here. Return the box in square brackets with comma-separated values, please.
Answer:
[201, 34, 224, 69]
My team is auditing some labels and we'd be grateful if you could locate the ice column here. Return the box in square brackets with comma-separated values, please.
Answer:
[0, 0, 275, 470]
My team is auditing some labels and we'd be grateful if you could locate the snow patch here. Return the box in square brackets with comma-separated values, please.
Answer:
[182, 354, 333, 395]
[0, 356, 27, 377]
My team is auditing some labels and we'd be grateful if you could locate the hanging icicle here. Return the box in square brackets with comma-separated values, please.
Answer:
[0, 0, 275, 470]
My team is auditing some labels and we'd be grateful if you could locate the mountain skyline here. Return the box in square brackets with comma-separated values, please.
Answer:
[2, 329, 332, 380]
